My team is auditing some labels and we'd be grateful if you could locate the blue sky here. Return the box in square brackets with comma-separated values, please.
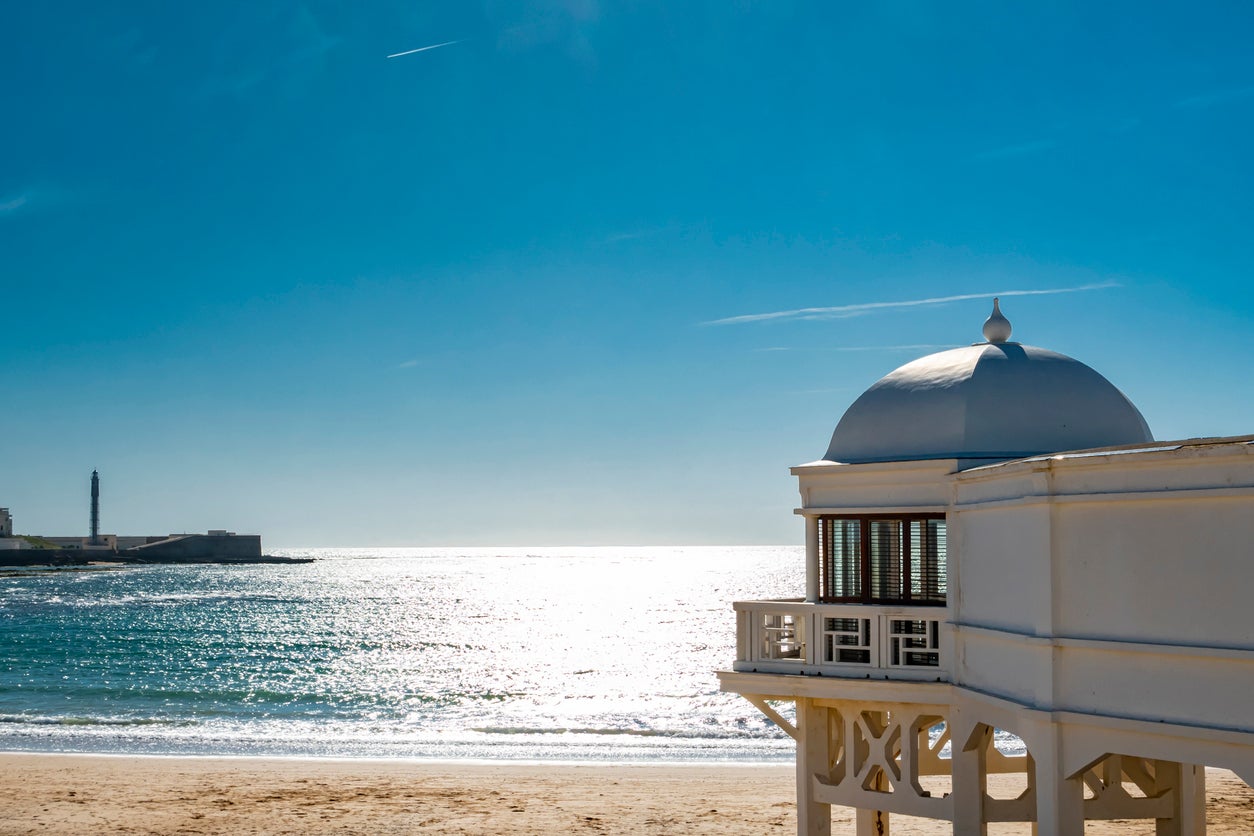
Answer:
[3, 2, 1252, 546]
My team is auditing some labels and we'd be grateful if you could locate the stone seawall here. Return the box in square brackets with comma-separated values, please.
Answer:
[0, 550, 93, 567]
[128, 533, 263, 561]
[0, 547, 312, 567]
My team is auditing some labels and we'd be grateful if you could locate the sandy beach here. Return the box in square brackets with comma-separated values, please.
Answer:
[0, 754, 1250, 835]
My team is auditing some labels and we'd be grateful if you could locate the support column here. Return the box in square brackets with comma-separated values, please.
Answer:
[1155, 761, 1207, 836]
[805, 515, 820, 603]
[1032, 728, 1085, 836]
[796, 699, 832, 836]
[1183, 764, 1207, 836]
[855, 803, 889, 836]
[952, 725, 989, 836]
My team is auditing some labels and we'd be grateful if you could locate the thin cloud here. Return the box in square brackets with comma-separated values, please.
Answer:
[397, 359, 422, 369]
[829, 344, 954, 353]
[791, 387, 854, 396]
[753, 344, 952, 353]
[603, 230, 650, 244]
[1174, 85, 1254, 109]
[0, 194, 28, 214]
[602, 223, 690, 245]
[387, 39, 463, 59]
[702, 282, 1120, 326]
[971, 139, 1057, 161]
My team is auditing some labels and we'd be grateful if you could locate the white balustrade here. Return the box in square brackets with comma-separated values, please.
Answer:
[733, 599, 949, 680]
[886, 617, 942, 668]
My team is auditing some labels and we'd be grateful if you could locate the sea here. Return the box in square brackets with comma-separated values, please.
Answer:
[0, 547, 804, 763]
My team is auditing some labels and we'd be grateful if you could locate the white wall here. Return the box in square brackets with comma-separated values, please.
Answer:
[951, 440, 1254, 732]
[952, 503, 1053, 635]
[1054, 496, 1254, 646]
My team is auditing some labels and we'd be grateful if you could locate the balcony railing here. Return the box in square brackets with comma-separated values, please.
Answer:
[733, 599, 951, 680]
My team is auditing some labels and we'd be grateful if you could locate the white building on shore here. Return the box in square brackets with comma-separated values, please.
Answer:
[720, 300, 1254, 835]
[0, 507, 13, 543]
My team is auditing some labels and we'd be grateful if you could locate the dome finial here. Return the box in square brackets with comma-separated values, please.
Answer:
[982, 297, 1012, 343]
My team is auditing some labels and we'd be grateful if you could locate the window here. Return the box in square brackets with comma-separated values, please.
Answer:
[818, 515, 946, 605]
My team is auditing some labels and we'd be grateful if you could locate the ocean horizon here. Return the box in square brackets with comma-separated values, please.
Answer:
[0, 547, 805, 763]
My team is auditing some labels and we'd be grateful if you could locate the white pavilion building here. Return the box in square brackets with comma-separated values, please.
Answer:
[719, 300, 1254, 835]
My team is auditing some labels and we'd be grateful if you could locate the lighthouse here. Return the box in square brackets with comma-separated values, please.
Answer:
[90, 470, 101, 546]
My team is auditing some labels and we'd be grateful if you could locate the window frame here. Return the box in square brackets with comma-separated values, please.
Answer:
[817, 513, 947, 607]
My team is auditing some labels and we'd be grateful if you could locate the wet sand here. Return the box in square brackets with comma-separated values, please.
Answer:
[0, 754, 1249, 834]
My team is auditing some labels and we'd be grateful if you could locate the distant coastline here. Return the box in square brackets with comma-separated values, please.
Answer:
[0, 532, 311, 567]
[2, 474, 311, 568]
[0, 550, 313, 568]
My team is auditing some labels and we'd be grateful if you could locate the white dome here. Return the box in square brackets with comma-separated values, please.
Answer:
[825, 340, 1153, 465]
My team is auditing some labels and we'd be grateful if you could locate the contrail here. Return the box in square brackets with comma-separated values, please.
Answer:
[387, 39, 462, 59]
[702, 281, 1120, 326]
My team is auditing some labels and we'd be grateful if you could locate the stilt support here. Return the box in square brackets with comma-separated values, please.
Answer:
[952, 722, 989, 836]
[1032, 728, 1085, 836]
[1155, 761, 1207, 836]
[797, 699, 832, 836]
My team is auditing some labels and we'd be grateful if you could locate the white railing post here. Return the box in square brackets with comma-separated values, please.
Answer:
[737, 608, 750, 663]
[873, 613, 886, 668]
[804, 515, 820, 603]
[807, 608, 819, 667]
